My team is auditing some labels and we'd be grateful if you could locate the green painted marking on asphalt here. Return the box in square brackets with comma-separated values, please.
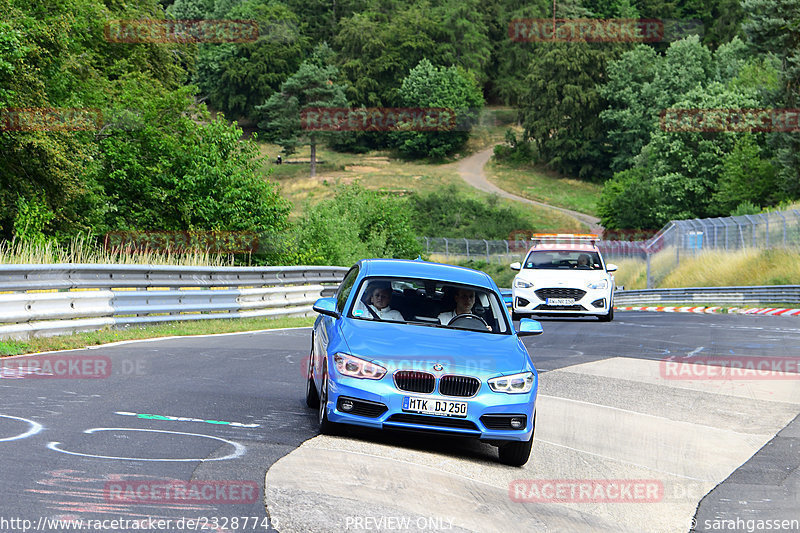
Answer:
[115, 411, 260, 428]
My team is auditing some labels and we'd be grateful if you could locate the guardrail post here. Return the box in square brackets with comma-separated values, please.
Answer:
[646, 249, 652, 289]
[445, 238, 449, 259]
[464, 238, 469, 259]
[484, 240, 489, 262]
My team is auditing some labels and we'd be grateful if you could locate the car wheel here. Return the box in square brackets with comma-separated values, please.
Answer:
[305, 354, 319, 408]
[317, 368, 337, 435]
[498, 411, 535, 466]
[598, 306, 614, 322]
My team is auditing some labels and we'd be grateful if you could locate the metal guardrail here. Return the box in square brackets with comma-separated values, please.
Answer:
[614, 286, 800, 306]
[0, 264, 349, 340]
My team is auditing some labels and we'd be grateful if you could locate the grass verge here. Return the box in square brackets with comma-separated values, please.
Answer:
[0, 316, 315, 357]
[610, 248, 800, 290]
[484, 159, 602, 217]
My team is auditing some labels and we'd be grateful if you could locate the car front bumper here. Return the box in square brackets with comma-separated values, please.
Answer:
[512, 286, 612, 315]
[324, 373, 536, 443]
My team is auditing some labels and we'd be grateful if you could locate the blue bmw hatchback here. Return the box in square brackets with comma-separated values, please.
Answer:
[305, 258, 542, 466]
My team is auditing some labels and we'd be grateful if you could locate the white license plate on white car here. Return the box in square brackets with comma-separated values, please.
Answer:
[403, 396, 468, 418]
[547, 298, 575, 306]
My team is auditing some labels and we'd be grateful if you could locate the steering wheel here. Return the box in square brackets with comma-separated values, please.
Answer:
[447, 313, 490, 331]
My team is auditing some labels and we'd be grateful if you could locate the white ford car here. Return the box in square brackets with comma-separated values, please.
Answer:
[510, 234, 617, 322]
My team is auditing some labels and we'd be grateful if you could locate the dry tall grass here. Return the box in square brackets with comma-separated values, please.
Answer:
[661, 248, 800, 287]
[0, 234, 237, 266]
[610, 247, 800, 289]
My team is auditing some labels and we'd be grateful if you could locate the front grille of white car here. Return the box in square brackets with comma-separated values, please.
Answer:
[534, 288, 587, 300]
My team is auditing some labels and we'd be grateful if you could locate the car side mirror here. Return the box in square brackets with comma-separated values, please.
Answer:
[517, 318, 543, 337]
[313, 297, 340, 318]
[606, 263, 618, 273]
[510, 262, 521, 271]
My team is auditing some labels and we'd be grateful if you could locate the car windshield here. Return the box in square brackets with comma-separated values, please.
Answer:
[348, 277, 510, 334]
[523, 250, 603, 270]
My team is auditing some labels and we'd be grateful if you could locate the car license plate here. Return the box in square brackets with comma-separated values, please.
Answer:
[547, 298, 575, 306]
[403, 396, 468, 418]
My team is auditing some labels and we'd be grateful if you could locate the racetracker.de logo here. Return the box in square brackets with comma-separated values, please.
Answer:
[104, 480, 259, 504]
[0, 108, 103, 132]
[660, 108, 800, 132]
[104, 19, 259, 43]
[660, 356, 800, 380]
[509, 479, 664, 503]
[300, 107, 457, 132]
[509, 19, 664, 42]
[103, 231, 259, 254]
[0, 356, 111, 379]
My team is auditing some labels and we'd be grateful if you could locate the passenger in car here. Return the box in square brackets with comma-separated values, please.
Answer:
[353, 282, 405, 321]
[576, 254, 591, 269]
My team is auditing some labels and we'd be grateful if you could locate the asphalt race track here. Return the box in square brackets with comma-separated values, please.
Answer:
[0, 312, 798, 533]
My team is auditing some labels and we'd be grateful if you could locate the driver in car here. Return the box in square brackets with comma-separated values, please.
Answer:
[438, 288, 477, 325]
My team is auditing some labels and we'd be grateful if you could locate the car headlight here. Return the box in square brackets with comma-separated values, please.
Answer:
[587, 279, 608, 290]
[515, 278, 533, 288]
[488, 371, 535, 394]
[333, 353, 386, 380]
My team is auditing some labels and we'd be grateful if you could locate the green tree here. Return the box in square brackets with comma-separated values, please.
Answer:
[96, 80, 290, 234]
[742, 0, 800, 199]
[519, 41, 624, 181]
[294, 184, 422, 266]
[600, 37, 716, 173]
[712, 134, 780, 214]
[256, 44, 348, 177]
[334, 0, 492, 107]
[392, 59, 484, 159]
[194, 1, 308, 122]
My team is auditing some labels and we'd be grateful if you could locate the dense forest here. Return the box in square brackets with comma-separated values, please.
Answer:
[1, 0, 798, 264]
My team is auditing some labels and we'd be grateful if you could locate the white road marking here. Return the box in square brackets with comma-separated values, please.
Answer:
[46, 428, 246, 462]
[0, 414, 44, 442]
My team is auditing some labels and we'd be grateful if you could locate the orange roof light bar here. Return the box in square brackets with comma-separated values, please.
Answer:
[531, 233, 600, 246]
[530, 233, 599, 240]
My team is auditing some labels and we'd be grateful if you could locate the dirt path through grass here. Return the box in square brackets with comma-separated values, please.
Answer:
[457, 147, 603, 234]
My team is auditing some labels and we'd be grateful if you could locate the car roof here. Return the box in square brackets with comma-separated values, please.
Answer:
[358, 258, 495, 289]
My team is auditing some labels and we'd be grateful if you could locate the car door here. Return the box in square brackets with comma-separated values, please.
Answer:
[313, 265, 359, 381]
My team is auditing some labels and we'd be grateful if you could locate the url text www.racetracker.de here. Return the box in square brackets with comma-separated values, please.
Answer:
[0, 516, 271, 532]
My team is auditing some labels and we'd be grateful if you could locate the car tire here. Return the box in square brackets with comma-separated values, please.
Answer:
[498, 412, 535, 466]
[598, 305, 614, 322]
[305, 354, 319, 408]
[318, 368, 337, 435]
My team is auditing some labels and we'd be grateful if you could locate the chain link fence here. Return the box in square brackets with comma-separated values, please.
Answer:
[422, 209, 800, 288]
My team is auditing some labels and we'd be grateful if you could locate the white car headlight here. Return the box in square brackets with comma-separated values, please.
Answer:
[488, 371, 535, 394]
[515, 278, 533, 288]
[333, 353, 386, 380]
[587, 279, 608, 290]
